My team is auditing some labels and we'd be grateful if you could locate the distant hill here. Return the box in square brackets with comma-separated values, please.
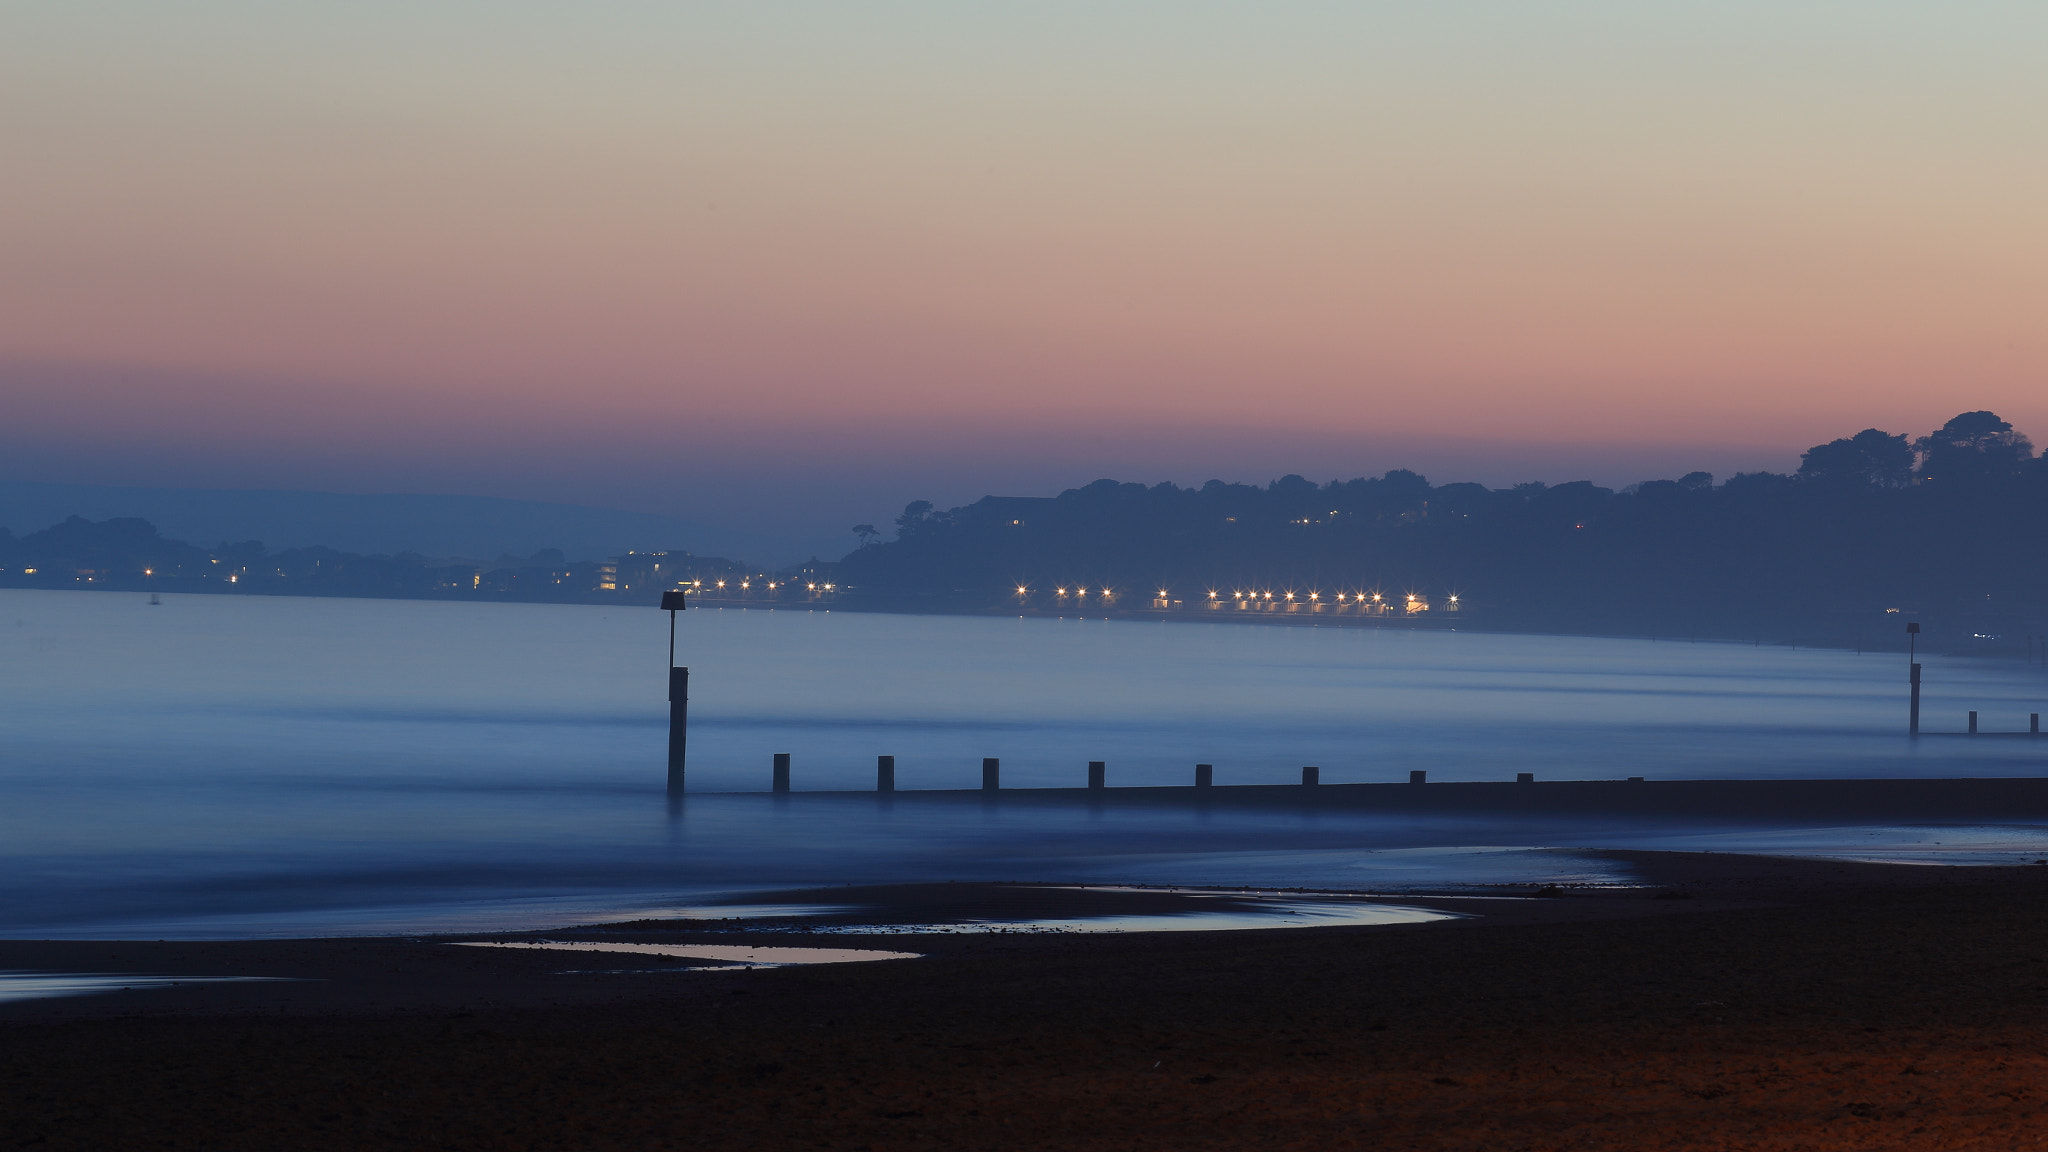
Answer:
[0, 481, 800, 564]
[835, 412, 2048, 646]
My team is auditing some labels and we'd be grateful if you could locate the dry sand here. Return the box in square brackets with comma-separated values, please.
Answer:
[6, 851, 2048, 1149]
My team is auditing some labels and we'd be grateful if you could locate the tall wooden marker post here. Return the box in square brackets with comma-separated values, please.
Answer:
[662, 589, 689, 791]
[1906, 621, 1921, 737]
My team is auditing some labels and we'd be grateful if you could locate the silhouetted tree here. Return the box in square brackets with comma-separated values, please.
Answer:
[1916, 411, 2034, 484]
[852, 524, 879, 547]
[1798, 428, 1913, 487]
[894, 501, 936, 539]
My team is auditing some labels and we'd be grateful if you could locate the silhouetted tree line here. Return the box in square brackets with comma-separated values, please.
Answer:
[837, 412, 2048, 640]
[9, 411, 2040, 640]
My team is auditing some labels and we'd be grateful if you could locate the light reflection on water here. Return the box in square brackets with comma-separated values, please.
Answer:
[0, 971, 289, 1003]
[3, 589, 2047, 938]
[1604, 823, 2048, 867]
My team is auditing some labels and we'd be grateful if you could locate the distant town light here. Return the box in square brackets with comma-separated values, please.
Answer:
[807, 582, 817, 590]
[1017, 586, 1028, 594]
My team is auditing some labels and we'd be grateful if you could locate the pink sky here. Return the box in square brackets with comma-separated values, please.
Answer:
[3, 4, 2043, 547]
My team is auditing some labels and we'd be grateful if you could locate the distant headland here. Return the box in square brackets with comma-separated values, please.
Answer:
[834, 411, 2047, 651]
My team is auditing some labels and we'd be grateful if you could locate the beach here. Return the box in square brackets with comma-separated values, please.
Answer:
[9, 592, 2048, 1146]
[6, 851, 2048, 1149]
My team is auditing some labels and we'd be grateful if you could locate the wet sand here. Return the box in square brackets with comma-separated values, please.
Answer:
[6, 852, 2048, 1149]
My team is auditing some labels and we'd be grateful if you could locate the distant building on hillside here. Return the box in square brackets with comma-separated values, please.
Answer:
[600, 551, 679, 592]
[600, 551, 755, 594]
[968, 496, 1059, 528]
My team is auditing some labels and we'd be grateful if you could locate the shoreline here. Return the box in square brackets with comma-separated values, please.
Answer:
[711, 775, 2048, 819]
[10, 582, 2026, 660]
[7, 851, 2048, 1148]
[0, 849, 2022, 1020]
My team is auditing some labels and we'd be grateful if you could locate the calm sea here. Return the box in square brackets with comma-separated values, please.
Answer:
[4, 589, 2046, 937]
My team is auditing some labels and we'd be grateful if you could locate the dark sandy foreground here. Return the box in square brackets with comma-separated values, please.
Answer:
[6, 852, 2048, 1149]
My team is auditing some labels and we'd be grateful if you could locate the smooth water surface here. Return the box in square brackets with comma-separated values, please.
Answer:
[4, 589, 2046, 937]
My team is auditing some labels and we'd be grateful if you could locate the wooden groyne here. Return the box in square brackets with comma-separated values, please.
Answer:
[766, 777, 2048, 822]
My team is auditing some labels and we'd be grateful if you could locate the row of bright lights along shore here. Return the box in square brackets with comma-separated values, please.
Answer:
[666, 580, 1456, 609]
[679, 580, 836, 591]
[1019, 586, 1458, 607]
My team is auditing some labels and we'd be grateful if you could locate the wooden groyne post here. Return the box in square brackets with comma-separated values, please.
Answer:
[773, 753, 791, 793]
[983, 758, 1000, 791]
[1302, 766, 1319, 786]
[1907, 621, 1921, 737]
[667, 667, 689, 791]
[1195, 763, 1213, 788]
[1969, 710, 1979, 734]
[661, 590, 689, 792]
[877, 755, 895, 792]
[1088, 761, 1106, 789]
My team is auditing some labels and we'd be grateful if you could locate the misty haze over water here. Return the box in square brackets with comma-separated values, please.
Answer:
[3, 589, 2046, 938]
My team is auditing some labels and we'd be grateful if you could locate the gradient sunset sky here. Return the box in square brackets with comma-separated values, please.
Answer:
[4, 2, 2044, 548]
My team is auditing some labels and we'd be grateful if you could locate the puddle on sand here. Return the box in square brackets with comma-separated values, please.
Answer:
[0, 971, 291, 1003]
[818, 898, 1461, 935]
[680, 884, 1467, 936]
[449, 941, 920, 967]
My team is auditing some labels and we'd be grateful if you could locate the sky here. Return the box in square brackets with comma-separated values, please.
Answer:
[3, 2, 2045, 555]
